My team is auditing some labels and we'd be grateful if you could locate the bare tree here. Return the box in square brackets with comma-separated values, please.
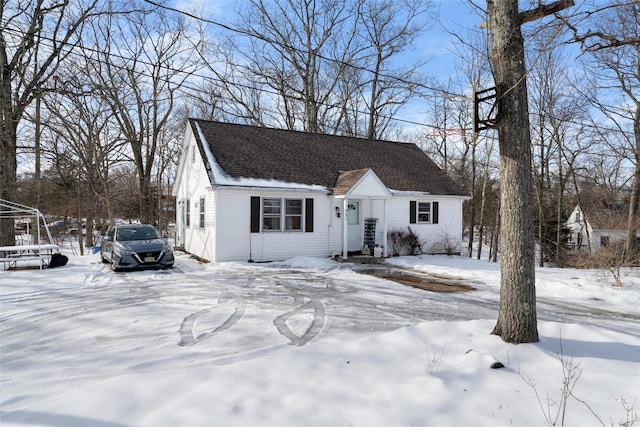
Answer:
[184, 50, 268, 127]
[234, 0, 361, 133]
[85, 2, 203, 224]
[331, 65, 366, 136]
[568, 1, 640, 255]
[445, 26, 496, 258]
[486, 0, 571, 344]
[39, 65, 127, 233]
[476, 135, 499, 259]
[357, 0, 432, 140]
[228, 0, 432, 138]
[528, 29, 588, 266]
[0, 0, 101, 246]
[488, 0, 539, 341]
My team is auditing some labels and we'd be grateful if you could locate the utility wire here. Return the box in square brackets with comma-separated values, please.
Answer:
[142, 0, 467, 101]
[2, 23, 446, 133]
[3, 8, 632, 138]
[138, 0, 635, 138]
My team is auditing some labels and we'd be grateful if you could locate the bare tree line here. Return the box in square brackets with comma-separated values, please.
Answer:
[2, 0, 438, 235]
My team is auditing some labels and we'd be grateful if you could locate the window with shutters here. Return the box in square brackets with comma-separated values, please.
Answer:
[262, 198, 282, 231]
[285, 199, 302, 231]
[417, 202, 431, 223]
[253, 197, 314, 233]
[410, 200, 438, 224]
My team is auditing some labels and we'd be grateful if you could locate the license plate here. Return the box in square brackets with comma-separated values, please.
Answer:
[144, 256, 156, 262]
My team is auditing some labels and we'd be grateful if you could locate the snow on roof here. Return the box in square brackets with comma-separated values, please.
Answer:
[190, 119, 468, 197]
[194, 121, 329, 192]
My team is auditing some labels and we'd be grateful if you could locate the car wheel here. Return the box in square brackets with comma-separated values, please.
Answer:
[111, 255, 121, 272]
[101, 252, 109, 264]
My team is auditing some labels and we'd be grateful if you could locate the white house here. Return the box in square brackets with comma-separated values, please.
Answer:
[566, 203, 640, 253]
[172, 119, 469, 262]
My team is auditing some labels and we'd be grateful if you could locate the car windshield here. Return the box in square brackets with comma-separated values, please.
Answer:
[116, 227, 161, 241]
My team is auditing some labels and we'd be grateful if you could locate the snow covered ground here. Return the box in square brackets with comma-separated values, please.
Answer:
[1, 250, 638, 426]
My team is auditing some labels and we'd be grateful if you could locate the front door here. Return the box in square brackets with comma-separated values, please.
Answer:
[346, 200, 361, 251]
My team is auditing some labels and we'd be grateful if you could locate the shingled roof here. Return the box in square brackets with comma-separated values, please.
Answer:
[190, 119, 467, 196]
[334, 169, 371, 196]
[579, 203, 640, 231]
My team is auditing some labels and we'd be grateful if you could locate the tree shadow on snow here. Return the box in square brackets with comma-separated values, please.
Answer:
[537, 335, 640, 363]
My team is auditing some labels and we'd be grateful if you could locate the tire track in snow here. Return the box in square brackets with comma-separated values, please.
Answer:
[178, 300, 247, 346]
[273, 299, 326, 346]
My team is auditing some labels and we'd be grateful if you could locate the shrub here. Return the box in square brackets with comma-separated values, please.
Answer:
[387, 227, 425, 256]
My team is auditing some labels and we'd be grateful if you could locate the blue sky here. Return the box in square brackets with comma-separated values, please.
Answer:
[173, 0, 484, 79]
[171, 0, 486, 131]
[156, 0, 607, 134]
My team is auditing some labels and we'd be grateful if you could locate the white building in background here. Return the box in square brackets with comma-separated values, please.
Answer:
[566, 203, 640, 253]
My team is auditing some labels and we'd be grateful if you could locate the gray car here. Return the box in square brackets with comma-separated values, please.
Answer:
[101, 224, 174, 272]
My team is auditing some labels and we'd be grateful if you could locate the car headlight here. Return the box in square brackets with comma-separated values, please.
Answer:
[114, 246, 133, 256]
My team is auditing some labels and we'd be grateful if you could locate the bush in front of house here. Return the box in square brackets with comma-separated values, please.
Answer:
[387, 227, 425, 256]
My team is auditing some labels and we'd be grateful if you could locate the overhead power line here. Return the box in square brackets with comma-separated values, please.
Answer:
[2, 23, 449, 132]
[141, 0, 467, 101]
[4, 6, 632, 139]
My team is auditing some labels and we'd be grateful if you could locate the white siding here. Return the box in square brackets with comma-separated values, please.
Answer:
[348, 172, 391, 199]
[328, 195, 464, 256]
[180, 186, 465, 261]
[327, 197, 344, 256]
[385, 196, 464, 254]
[175, 133, 216, 260]
[215, 189, 335, 262]
[184, 194, 216, 261]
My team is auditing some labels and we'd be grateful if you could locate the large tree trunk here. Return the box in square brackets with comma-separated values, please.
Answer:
[0, 120, 17, 246]
[488, 0, 538, 343]
[0, 0, 102, 247]
[138, 174, 153, 225]
[0, 39, 17, 246]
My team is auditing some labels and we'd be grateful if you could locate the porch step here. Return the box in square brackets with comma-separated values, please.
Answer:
[340, 255, 385, 265]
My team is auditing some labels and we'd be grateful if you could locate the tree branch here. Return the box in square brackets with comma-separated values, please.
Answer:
[479, 0, 574, 28]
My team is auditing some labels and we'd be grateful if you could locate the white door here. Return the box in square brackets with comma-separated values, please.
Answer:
[346, 201, 361, 251]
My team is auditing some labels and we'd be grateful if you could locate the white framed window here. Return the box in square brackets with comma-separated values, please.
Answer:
[251, 197, 313, 234]
[186, 199, 191, 227]
[417, 202, 431, 223]
[262, 198, 282, 231]
[199, 197, 205, 228]
[261, 198, 305, 231]
[285, 199, 303, 231]
[410, 200, 438, 225]
[346, 202, 359, 225]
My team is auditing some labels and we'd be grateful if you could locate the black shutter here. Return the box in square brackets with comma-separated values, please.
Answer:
[250, 196, 260, 233]
[432, 201, 439, 224]
[410, 201, 417, 224]
[305, 198, 314, 232]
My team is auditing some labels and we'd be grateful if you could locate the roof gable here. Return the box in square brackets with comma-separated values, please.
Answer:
[334, 169, 392, 199]
[576, 203, 640, 231]
[189, 119, 467, 196]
